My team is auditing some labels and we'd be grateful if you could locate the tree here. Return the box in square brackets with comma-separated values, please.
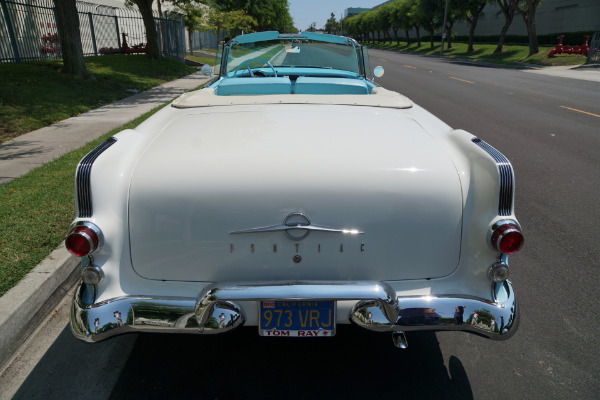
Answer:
[172, 1, 205, 55]
[52, 0, 90, 79]
[442, 5, 462, 50]
[494, 0, 516, 54]
[211, 0, 295, 32]
[128, 0, 161, 59]
[361, 10, 377, 42]
[343, 15, 360, 39]
[325, 12, 340, 35]
[452, 0, 491, 53]
[376, 4, 393, 43]
[407, 0, 423, 47]
[393, 0, 416, 45]
[387, 1, 400, 45]
[204, 7, 256, 41]
[306, 22, 317, 32]
[418, 0, 444, 49]
[511, 0, 542, 56]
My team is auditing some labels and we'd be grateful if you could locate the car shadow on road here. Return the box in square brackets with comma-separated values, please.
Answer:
[108, 326, 473, 400]
[10, 325, 472, 399]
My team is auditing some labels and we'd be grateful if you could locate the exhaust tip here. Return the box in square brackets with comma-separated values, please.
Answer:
[392, 331, 408, 349]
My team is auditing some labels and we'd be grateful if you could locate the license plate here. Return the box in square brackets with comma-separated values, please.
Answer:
[259, 300, 336, 337]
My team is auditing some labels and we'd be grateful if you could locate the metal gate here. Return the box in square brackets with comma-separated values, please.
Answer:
[0, 0, 185, 63]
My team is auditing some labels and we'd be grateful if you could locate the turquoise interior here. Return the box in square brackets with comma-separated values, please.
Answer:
[214, 77, 373, 96]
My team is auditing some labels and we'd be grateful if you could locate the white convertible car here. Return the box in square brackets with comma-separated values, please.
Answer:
[68, 31, 523, 348]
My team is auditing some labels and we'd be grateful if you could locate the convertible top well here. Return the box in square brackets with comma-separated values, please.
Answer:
[173, 87, 414, 109]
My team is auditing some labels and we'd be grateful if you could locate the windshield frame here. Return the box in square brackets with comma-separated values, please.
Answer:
[216, 31, 368, 79]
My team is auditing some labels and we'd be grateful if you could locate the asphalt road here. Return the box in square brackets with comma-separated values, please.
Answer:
[2, 51, 599, 399]
[369, 49, 600, 399]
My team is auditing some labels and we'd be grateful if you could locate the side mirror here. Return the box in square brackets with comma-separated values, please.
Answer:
[201, 64, 213, 76]
[373, 66, 384, 78]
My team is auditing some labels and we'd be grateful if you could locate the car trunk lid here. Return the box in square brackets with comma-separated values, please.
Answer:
[128, 105, 463, 282]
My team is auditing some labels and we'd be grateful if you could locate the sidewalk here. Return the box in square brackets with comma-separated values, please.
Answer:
[0, 71, 210, 370]
[521, 63, 600, 82]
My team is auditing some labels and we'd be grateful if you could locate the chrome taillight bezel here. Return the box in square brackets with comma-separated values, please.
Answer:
[488, 219, 523, 255]
[66, 221, 104, 257]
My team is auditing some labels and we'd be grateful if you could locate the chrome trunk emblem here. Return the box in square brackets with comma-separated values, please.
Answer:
[229, 212, 364, 241]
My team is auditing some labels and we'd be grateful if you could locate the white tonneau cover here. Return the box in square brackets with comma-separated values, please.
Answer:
[172, 87, 414, 109]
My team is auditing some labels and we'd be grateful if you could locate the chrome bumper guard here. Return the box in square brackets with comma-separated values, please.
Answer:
[71, 280, 518, 342]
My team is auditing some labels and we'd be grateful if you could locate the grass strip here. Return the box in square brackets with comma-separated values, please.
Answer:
[186, 54, 217, 66]
[364, 41, 587, 67]
[0, 55, 195, 142]
[0, 103, 168, 297]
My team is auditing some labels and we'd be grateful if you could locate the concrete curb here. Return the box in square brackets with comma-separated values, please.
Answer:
[0, 243, 79, 370]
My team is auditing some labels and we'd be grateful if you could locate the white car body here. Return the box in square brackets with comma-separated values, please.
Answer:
[69, 32, 521, 346]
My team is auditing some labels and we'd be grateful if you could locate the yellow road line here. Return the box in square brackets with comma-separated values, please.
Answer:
[377, 58, 389, 62]
[560, 106, 600, 118]
[403, 65, 417, 69]
[450, 76, 475, 84]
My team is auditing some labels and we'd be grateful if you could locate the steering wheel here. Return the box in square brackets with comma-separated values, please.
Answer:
[233, 58, 277, 77]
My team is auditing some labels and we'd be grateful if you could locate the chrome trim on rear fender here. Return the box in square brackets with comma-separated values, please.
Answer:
[75, 137, 117, 218]
[472, 137, 514, 216]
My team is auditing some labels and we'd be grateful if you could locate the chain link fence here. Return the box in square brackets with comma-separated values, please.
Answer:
[0, 0, 185, 63]
[189, 30, 224, 51]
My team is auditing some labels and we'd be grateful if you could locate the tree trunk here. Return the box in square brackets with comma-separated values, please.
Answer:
[133, 0, 161, 59]
[445, 22, 453, 50]
[467, 18, 477, 53]
[462, 12, 480, 53]
[462, 4, 485, 54]
[513, 0, 540, 56]
[415, 26, 421, 47]
[52, 0, 90, 79]
[494, 1, 515, 54]
[187, 26, 193, 55]
[405, 30, 410, 45]
[393, 28, 399, 45]
[429, 30, 434, 49]
[494, 12, 514, 54]
[525, 12, 539, 55]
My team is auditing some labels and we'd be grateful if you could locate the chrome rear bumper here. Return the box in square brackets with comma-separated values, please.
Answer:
[71, 280, 518, 342]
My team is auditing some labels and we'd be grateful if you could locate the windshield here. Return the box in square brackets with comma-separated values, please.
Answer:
[220, 34, 361, 77]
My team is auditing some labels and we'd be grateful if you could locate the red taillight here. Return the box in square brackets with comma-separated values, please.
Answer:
[66, 223, 102, 257]
[491, 223, 524, 254]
